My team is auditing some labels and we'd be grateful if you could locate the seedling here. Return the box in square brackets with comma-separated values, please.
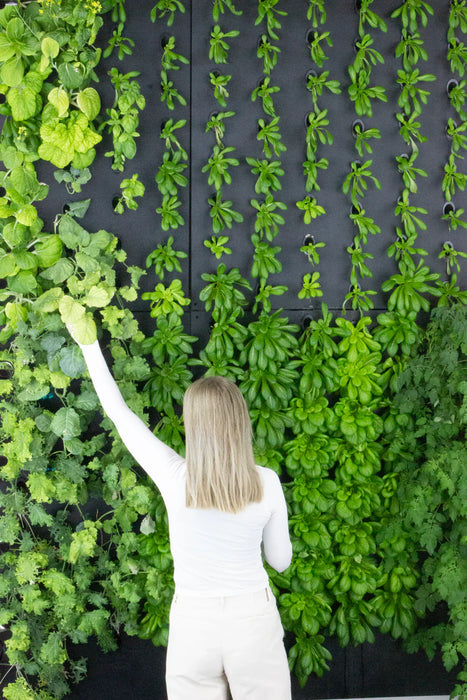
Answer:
[251, 235, 282, 279]
[257, 34, 280, 74]
[352, 121, 381, 157]
[212, 0, 242, 21]
[397, 68, 436, 116]
[104, 22, 135, 60]
[145, 236, 187, 280]
[208, 190, 244, 233]
[161, 36, 189, 72]
[396, 149, 427, 194]
[442, 153, 467, 201]
[205, 110, 235, 147]
[396, 111, 427, 146]
[296, 196, 326, 223]
[209, 25, 240, 64]
[447, 79, 467, 119]
[350, 205, 381, 244]
[210, 72, 232, 107]
[255, 0, 288, 41]
[300, 237, 325, 266]
[305, 109, 333, 159]
[308, 31, 332, 67]
[353, 34, 385, 73]
[113, 173, 145, 214]
[257, 116, 287, 158]
[160, 70, 187, 110]
[348, 67, 387, 116]
[155, 151, 188, 196]
[151, 0, 186, 26]
[142, 278, 190, 317]
[394, 189, 427, 235]
[391, 0, 434, 33]
[438, 241, 467, 275]
[446, 117, 467, 154]
[342, 160, 381, 206]
[251, 77, 280, 117]
[156, 194, 184, 230]
[251, 194, 287, 240]
[160, 118, 188, 160]
[307, 0, 326, 28]
[441, 204, 467, 231]
[357, 0, 387, 35]
[246, 157, 284, 194]
[395, 29, 428, 71]
[306, 71, 341, 109]
[204, 235, 232, 259]
[302, 157, 329, 191]
[202, 145, 239, 190]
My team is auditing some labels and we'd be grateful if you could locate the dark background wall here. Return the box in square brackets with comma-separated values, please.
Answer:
[6, 0, 464, 697]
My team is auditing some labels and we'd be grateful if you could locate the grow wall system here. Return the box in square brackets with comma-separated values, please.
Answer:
[0, 0, 466, 698]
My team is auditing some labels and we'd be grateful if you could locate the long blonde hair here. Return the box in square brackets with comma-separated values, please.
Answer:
[183, 375, 263, 513]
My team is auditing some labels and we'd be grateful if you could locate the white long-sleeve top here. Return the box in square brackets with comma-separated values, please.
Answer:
[79, 340, 293, 596]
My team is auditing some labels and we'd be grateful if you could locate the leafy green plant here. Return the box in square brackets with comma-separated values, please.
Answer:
[103, 21, 135, 60]
[353, 33, 385, 73]
[113, 173, 145, 214]
[348, 66, 387, 116]
[160, 69, 187, 110]
[251, 194, 287, 240]
[441, 203, 467, 231]
[298, 272, 323, 300]
[99, 68, 146, 171]
[251, 234, 282, 280]
[150, 0, 185, 25]
[307, 0, 326, 28]
[145, 236, 187, 281]
[300, 237, 325, 266]
[208, 190, 244, 233]
[391, 0, 434, 33]
[251, 76, 280, 117]
[446, 118, 467, 155]
[342, 160, 381, 206]
[255, 0, 287, 41]
[155, 150, 188, 196]
[397, 111, 427, 147]
[302, 157, 329, 191]
[305, 109, 333, 159]
[209, 71, 232, 106]
[53, 166, 92, 194]
[394, 189, 427, 235]
[382, 259, 440, 314]
[257, 116, 287, 158]
[352, 120, 381, 157]
[395, 29, 428, 70]
[201, 144, 239, 190]
[296, 196, 326, 224]
[350, 204, 381, 244]
[397, 68, 436, 115]
[205, 110, 235, 146]
[246, 157, 283, 194]
[396, 149, 428, 194]
[306, 71, 341, 108]
[357, 0, 388, 35]
[212, 0, 242, 21]
[160, 118, 188, 160]
[448, 0, 467, 37]
[161, 35, 189, 72]
[447, 37, 467, 77]
[204, 234, 232, 259]
[209, 24, 240, 64]
[438, 241, 467, 275]
[442, 153, 467, 201]
[448, 79, 467, 120]
[308, 30, 332, 67]
[155, 194, 184, 231]
[142, 278, 190, 318]
[257, 33, 280, 74]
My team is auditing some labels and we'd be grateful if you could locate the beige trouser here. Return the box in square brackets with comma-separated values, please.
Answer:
[166, 586, 292, 700]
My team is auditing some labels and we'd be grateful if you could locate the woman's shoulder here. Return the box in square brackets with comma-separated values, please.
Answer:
[256, 464, 281, 488]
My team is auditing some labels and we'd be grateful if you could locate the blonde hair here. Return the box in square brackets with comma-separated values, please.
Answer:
[183, 375, 263, 513]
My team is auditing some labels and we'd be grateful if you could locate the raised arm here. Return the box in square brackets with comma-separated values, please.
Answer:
[77, 338, 185, 499]
[262, 471, 293, 573]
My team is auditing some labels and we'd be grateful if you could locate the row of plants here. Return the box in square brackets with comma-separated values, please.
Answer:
[0, 1, 465, 698]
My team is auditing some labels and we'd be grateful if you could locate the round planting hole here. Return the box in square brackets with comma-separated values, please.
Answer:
[62, 203, 70, 213]
[447, 78, 458, 95]
[112, 195, 121, 211]
[302, 233, 315, 247]
[0, 186, 6, 198]
[443, 201, 456, 215]
[0, 361, 14, 380]
[301, 314, 313, 330]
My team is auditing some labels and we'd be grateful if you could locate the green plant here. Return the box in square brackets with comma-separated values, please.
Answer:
[208, 190, 244, 233]
[342, 160, 382, 206]
[394, 189, 427, 235]
[103, 22, 135, 60]
[350, 205, 381, 244]
[308, 31, 332, 67]
[300, 238, 325, 266]
[438, 241, 467, 275]
[145, 236, 187, 281]
[391, 0, 434, 33]
[160, 36, 189, 74]
[396, 111, 427, 146]
[353, 34, 385, 73]
[298, 272, 323, 300]
[160, 118, 188, 160]
[251, 234, 282, 280]
[155, 194, 184, 230]
[255, 0, 287, 41]
[99, 68, 146, 171]
[305, 109, 333, 159]
[448, 79, 467, 119]
[382, 260, 440, 314]
[201, 144, 239, 190]
[160, 70, 187, 110]
[296, 196, 326, 224]
[205, 110, 235, 146]
[141, 278, 190, 318]
[251, 76, 280, 117]
[446, 118, 467, 155]
[113, 173, 145, 214]
[246, 157, 283, 194]
[209, 24, 240, 64]
[209, 72, 232, 106]
[395, 29, 428, 70]
[397, 68, 436, 115]
[442, 153, 467, 201]
[155, 150, 188, 196]
[441, 204, 467, 231]
[212, 0, 242, 21]
[204, 234, 232, 259]
[251, 194, 287, 240]
[302, 157, 329, 191]
[348, 67, 387, 116]
[396, 149, 428, 193]
[150, 0, 185, 25]
[447, 37, 467, 77]
[357, 0, 388, 35]
[257, 116, 287, 158]
[306, 71, 341, 108]
[257, 33, 280, 74]
[379, 305, 467, 699]
[449, 0, 467, 37]
[307, 0, 326, 28]
[352, 121, 381, 157]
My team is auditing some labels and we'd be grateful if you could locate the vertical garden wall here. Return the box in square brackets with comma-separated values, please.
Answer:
[0, 0, 466, 698]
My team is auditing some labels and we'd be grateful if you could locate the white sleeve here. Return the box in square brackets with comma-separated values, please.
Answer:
[78, 340, 184, 501]
[262, 471, 292, 573]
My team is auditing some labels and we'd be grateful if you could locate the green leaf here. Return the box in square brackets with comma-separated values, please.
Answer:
[34, 234, 63, 268]
[58, 61, 86, 89]
[1, 54, 24, 87]
[85, 284, 113, 308]
[77, 87, 101, 120]
[41, 36, 60, 60]
[59, 345, 86, 377]
[48, 87, 69, 117]
[50, 407, 81, 440]
[7, 70, 43, 121]
[39, 257, 74, 283]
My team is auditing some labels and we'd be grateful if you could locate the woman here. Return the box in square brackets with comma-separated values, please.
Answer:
[69, 328, 293, 700]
